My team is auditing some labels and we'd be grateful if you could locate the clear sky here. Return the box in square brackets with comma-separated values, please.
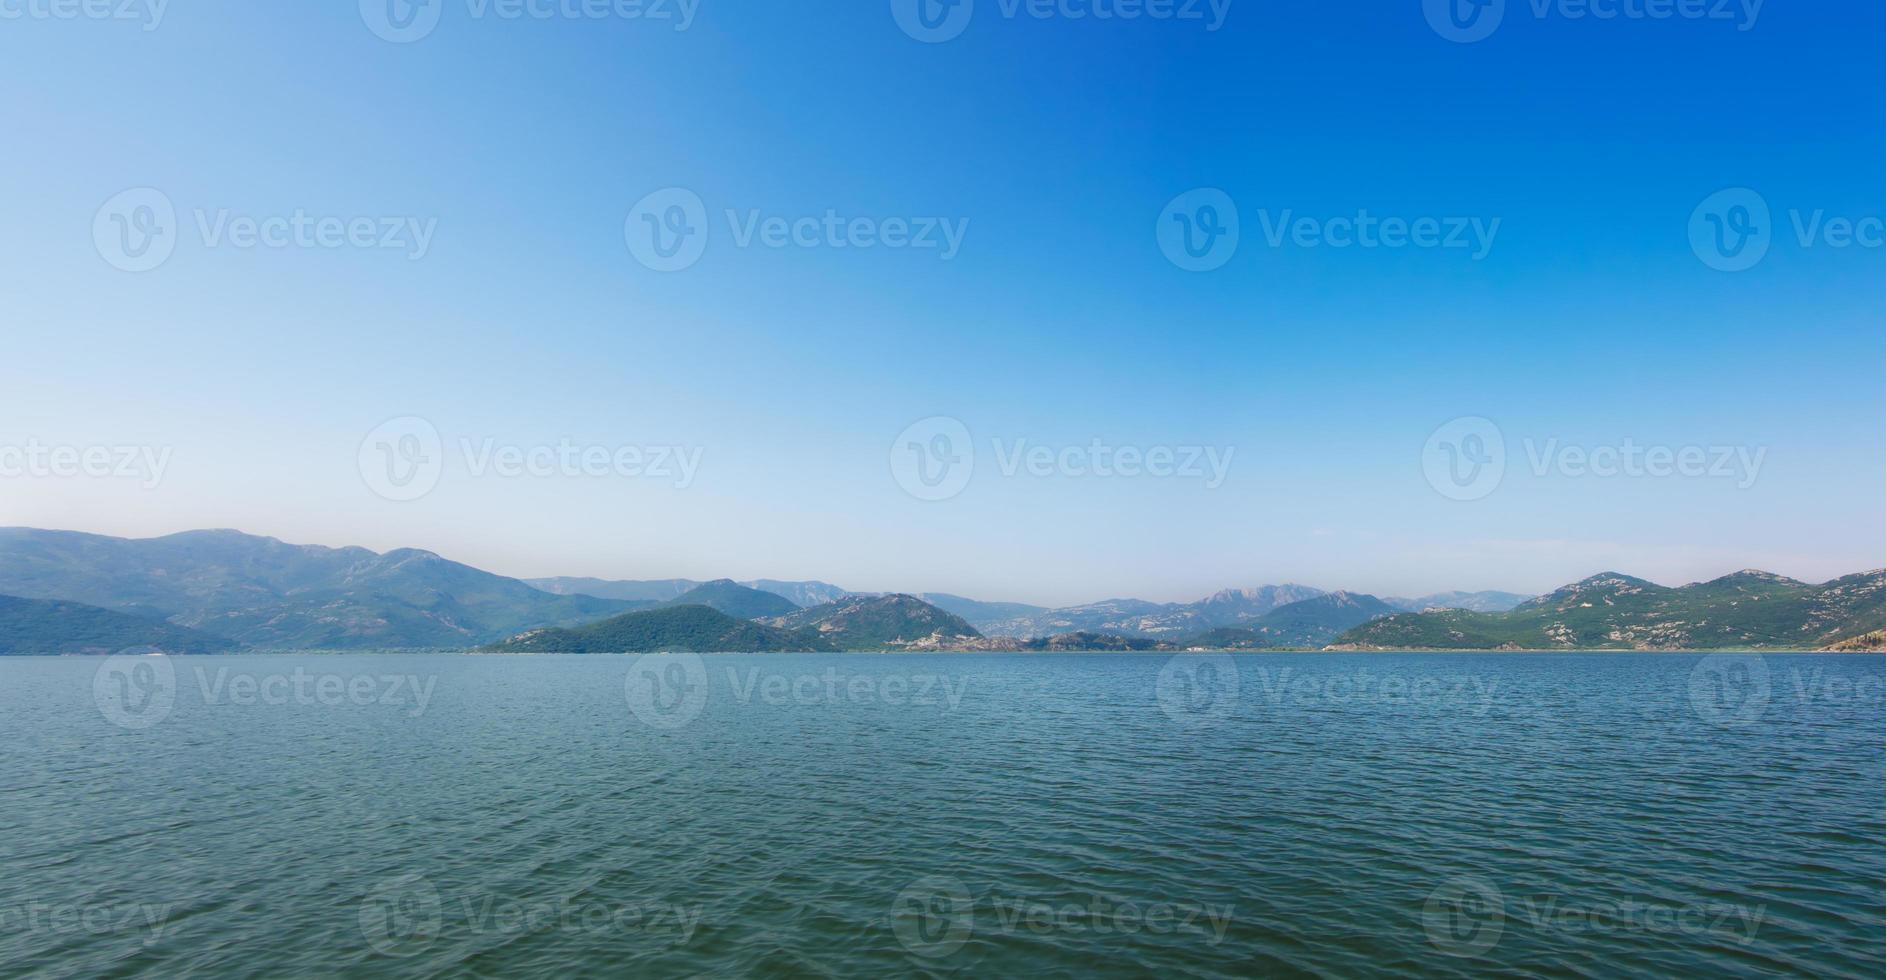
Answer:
[2, 1, 1882, 606]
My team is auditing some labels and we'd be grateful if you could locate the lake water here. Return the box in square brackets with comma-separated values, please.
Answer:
[2, 652, 1883, 977]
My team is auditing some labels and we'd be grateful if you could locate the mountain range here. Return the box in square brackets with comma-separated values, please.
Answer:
[523, 578, 1527, 636]
[1332, 570, 1886, 651]
[0, 526, 1878, 652]
[0, 528, 635, 649]
[0, 594, 237, 656]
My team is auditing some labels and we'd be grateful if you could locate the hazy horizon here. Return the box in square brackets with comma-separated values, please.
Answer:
[7, 521, 1881, 610]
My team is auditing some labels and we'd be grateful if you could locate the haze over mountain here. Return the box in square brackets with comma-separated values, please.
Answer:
[1188, 592, 1401, 649]
[967, 585, 1325, 638]
[3, 526, 1879, 652]
[1383, 591, 1533, 614]
[527, 576, 849, 608]
[0, 528, 636, 649]
[659, 580, 800, 620]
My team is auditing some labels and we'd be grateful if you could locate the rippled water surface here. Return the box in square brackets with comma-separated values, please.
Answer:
[3, 652, 1884, 978]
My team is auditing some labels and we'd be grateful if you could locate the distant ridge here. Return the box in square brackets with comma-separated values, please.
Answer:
[1334, 570, 1886, 651]
[0, 528, 638, 649]
[527, 576, 849, 608]
[1, 527, 1879, 652]
[659, 580, 799, 620]
[0, 594, 239, 655]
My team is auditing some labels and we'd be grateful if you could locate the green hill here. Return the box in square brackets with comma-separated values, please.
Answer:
[660, 580, 800, 619]
[768, 595, 983, 651]
[1332, 569, 1886, 650]
[484, 605, 835, 653]
[0, 594, 239, 655]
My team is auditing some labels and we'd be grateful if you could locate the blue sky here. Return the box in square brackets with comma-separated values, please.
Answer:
[1, 0, 1882, 605]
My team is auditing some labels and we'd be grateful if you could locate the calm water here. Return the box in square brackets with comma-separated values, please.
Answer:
[2, 652, 1883, 978]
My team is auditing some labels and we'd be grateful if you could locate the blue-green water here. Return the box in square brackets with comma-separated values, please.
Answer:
[3, 652, 1883, 977]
